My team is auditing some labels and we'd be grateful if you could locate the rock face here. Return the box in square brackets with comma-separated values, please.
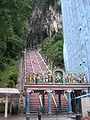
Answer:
[27, 0, 62, 47]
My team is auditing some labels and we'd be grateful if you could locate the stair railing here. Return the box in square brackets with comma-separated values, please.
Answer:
[51, 93, 57, 108]
[63, 93, 68, 101]
[38, 93, 43, 106]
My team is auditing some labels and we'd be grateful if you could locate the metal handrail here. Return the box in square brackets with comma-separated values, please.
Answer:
[51, 93, 57, 108]
[38, 93, 43, 106]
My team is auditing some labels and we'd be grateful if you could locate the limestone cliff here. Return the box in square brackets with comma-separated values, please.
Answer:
[27, 0, 62, 47]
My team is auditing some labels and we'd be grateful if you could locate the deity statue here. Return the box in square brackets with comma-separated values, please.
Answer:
[28, 74, 33, 84]
[71, 73, 77, 83]
[79, 73, 87, 83]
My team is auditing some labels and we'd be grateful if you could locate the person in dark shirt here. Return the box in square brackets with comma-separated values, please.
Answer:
[37, 105, 42, 120]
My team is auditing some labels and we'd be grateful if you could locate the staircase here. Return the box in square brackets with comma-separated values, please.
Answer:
[30, 93, 40, 114]
[61, 94, 68, 113]
[51, 93, 68, 113]
[44, 93, 57, 113]
[30, 92, 68, 114]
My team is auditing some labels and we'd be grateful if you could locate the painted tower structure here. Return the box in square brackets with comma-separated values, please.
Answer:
[61, 0, 90, 82]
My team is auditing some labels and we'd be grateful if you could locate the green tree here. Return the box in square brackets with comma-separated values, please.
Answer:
[0, 0, 31, 87]
[0, 0, 31, 67]
[42, 31, 64, 68]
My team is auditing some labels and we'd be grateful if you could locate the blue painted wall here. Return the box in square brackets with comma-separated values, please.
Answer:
[61, 0, 90, 82]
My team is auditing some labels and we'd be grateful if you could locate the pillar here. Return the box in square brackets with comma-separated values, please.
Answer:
[10, 97, 12, 114]
[88, 87, 90, 93]
[48, 91, 52, 115]
[71, 91, 76, 113]
[58, 93, 62, 113]
[42, 94, 45, 107]
[76, 99, 80, 113]
[42, 94, 45, 113]
[67, 91, 72, 113]
[5, 95, 8, 118]
[26, 92, 30, 120]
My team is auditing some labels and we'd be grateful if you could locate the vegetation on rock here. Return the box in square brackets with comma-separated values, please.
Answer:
[42, 31, 64, 68]
[0, 0, 31, 87]
[27, 0, 62, 47]
[0, 0, 64, 87]
[27, 0, 64, 68]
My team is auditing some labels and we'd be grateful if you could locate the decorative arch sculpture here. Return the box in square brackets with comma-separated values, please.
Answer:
[53, 68, 65, 83]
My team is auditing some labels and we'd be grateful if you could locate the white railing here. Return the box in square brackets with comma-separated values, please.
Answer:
[51, 93, 57, 108]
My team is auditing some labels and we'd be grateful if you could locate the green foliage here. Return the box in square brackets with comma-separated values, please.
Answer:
[0, 60, 19, 87]
[44, 0, 55, 10]
[42, 31, 64, 68]
[29, 0, 36, 10]
[0, 0, 31, 68]
[54, 0, 61, 12]
[0, 0, 31, 87]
